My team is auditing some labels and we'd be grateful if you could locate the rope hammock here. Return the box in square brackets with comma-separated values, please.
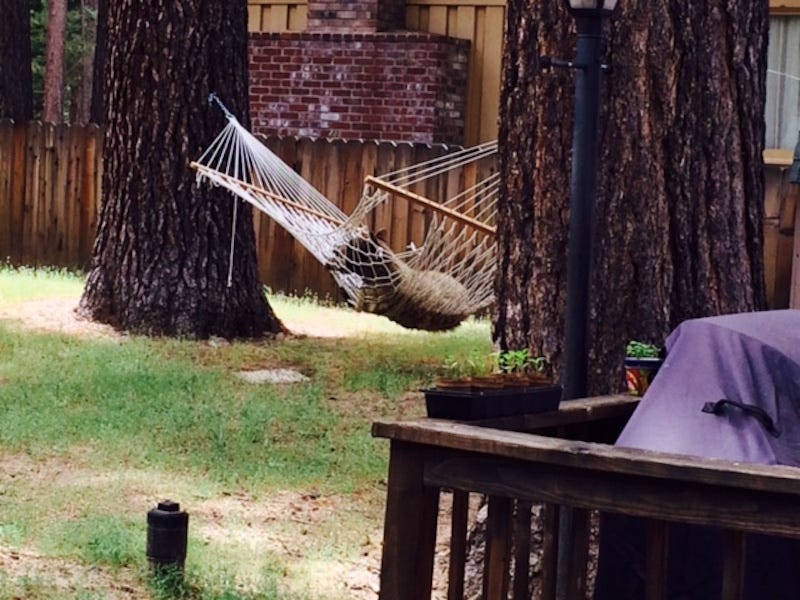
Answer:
[191, 98, 498, 331]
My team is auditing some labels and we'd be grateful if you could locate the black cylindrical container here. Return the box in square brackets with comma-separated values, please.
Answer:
[146, 500, 188, 573]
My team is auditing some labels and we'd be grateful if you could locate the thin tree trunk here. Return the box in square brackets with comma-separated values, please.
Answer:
[42, 0, 67, 123]
[89, 0, 107, 123]
[0, 0, 34, 121]
[72, 0, 97, 124]
[495, 0, 768, 394]
[79, 0, 284, 338]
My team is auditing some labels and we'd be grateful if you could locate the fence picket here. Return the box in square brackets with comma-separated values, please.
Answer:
[0, 121, 13, 260]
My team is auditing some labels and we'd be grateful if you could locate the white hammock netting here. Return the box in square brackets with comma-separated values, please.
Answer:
[191, 111, 498, 331]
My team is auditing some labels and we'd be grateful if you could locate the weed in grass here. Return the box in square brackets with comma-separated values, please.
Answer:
[343, 367, 416, 398]
[151, 562, 309, 600]
[150, 566, 195, 600]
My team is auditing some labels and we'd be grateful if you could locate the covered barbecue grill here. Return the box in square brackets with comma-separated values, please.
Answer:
[596, 310, 800, 599]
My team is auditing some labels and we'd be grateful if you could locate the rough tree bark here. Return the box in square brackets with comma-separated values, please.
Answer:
[494, 0, 769, 395]
[42, 0, 67, 123]
[0, 0, 34, 121]
[78, 0, 284, 338]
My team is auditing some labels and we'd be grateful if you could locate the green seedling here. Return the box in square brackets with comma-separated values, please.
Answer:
[495, 349, 546, 374]
[626, 340, 661, 359]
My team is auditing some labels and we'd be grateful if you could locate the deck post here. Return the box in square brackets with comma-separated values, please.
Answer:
[378, 440, 440, 599]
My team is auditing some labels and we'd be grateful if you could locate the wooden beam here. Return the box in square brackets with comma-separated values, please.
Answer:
[373, 418, 800, 496]
[379, 441, 440, 600]
[447, 491, 469, 600]
[721, 531, 746, 599]
[422, 446, 800, 539]
[770, 0, 800, 14]
[190, 162, 345, 227]
[365, 175, 496, 236]
[764, 149, 795, 167]
[645, 520, 669, 600]
[539, 504, 560, 600]
[406, 0, 505, 7]
[484, 495, 512, 600]
[512, 500, 532, 600]
[564, 508, 591, 600]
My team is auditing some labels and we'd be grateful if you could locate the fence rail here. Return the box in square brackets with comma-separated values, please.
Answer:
[0, 121, 797, 309]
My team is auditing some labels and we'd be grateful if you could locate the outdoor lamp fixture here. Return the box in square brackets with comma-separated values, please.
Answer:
[565, 0, 618, 16]
[555, 0, 618, 401]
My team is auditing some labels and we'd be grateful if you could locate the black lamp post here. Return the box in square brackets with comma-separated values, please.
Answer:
[561, 0, 618, 401]
[552, 3, 618, 596]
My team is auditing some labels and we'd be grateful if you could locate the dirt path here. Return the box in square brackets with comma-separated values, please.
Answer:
[0, 295, 403, 340]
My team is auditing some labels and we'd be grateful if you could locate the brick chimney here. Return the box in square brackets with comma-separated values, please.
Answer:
[307, 0, 405, 32]
[249, 0, 469, 144]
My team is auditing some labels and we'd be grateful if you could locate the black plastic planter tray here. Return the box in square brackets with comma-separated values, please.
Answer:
[423, 384, 562, 421]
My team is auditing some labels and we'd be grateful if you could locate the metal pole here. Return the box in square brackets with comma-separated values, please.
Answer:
[562, 15, 604, 401]
[557, 14, 605, 600]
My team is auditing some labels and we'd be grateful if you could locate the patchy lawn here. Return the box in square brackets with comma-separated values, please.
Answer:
[0, 269, 491, 599]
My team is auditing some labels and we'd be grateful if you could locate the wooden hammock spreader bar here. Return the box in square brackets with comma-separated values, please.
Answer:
[364, 175, 496, 236]
[190, 162, 345, 227]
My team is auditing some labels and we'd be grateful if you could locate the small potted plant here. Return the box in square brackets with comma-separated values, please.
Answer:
[624, 341, 663, 396]
[424, 349, 562, 420]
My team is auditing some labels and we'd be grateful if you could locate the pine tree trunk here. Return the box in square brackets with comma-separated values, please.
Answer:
[494, 0, 574, 363]
[71, 0, 97, 124]
[0, 0, 34, 121]
[89, 0, 107, 124]
[78, 0, 285, 339]
[42, 0, 67, 123]
[495, 0, 768, 395]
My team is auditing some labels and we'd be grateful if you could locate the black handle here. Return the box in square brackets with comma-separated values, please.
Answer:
[702, 399, 780, 438]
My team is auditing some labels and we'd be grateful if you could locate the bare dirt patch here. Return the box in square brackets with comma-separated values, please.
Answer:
[0, 545, 145, 599]
[0, 297, 119, 338]
[0, 296, 378, 340]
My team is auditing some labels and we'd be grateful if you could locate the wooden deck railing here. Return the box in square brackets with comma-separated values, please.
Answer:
[372, 395, 800, 599]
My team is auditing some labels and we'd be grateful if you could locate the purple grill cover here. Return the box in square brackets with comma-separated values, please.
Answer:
[595, 311, 800, 600]
[616, 310, 800, 465]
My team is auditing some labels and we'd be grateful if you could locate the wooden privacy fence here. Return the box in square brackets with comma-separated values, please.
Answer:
[0, 120, 102, 269]
[1, 120, 798, 309]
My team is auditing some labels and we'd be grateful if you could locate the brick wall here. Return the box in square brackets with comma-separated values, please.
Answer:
[307, 0, 377, 32]
[306, 0, 405, 31]
[249, 31, 469, 144]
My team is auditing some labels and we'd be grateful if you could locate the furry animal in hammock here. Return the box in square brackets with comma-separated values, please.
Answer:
[326, 227, 397, 285]
[326, 227, 472, 330]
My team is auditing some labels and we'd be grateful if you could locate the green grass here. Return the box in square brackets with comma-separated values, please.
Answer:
[0, 266, 491, 598]
[0, 265, 85, 303]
